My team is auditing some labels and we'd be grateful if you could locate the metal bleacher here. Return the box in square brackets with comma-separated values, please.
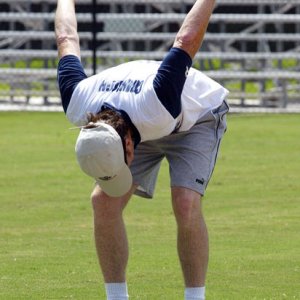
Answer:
[1, 0, 300, 110]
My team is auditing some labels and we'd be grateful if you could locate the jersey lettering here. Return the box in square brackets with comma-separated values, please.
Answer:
[99, 79, 144, 94]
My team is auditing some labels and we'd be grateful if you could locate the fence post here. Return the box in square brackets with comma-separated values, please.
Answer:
[92, 0, 97, 75]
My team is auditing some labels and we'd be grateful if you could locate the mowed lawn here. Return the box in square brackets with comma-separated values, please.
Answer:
[0, 112, 299, 300]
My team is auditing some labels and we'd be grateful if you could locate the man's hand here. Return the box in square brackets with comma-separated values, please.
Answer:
[55, 0, 81, 59]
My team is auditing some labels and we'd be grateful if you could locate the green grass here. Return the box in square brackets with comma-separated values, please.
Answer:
[0, 112, 299, 299]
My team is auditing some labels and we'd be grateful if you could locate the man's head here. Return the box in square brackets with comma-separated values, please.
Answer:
[75, 110, 135, 197]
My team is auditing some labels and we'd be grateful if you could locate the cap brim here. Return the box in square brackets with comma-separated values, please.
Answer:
[96, 163, 133, 197]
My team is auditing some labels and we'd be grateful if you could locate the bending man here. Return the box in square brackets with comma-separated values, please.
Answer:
[55, 0, 229, 299]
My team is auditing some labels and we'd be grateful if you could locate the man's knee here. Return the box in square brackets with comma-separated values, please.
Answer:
[91, 185, 132, 221]
[91, 186, 105, 210]
[171, 187, 204, 227]
[91, 187, 119, 221]
[91, 186, 103, 203]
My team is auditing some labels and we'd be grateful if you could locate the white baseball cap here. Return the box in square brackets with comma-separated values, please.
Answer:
[75, 122, 132, 197]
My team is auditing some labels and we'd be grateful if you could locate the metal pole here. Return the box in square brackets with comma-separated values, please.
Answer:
[92, 0, 97, 75]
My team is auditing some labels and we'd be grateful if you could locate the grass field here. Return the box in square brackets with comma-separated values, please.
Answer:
[0, 112, 299, 300]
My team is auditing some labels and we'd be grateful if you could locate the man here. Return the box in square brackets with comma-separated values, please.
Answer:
[55, 0, 229, 299]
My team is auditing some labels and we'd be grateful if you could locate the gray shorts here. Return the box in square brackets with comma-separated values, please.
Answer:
[130, 100, 229, 198]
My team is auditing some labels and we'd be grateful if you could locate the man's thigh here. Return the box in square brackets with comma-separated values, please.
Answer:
[130, 141, 165, 198]
[160, 101, 228, 196]
[131, 101, 228, 198]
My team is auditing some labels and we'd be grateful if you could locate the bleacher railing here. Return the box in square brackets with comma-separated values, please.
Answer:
[0, 0, 300, 109]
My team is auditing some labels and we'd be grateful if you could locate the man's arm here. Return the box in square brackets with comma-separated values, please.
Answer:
[153, 0, 215, 118]
[55, 0, 87, 113]
[173, 0, 216, 59]
[55, 0, 81, 59]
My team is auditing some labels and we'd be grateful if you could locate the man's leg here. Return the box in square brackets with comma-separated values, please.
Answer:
[91, 185, 136, 299]
[171, 187, 208, 300]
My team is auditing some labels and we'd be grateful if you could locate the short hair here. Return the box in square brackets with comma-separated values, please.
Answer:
[86, 109, 131, 163]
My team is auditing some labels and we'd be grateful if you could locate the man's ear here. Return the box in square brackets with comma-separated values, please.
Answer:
[124, 133, 135, 165]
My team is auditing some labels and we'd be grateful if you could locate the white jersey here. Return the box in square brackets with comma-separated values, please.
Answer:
[66, 59, 229, 142]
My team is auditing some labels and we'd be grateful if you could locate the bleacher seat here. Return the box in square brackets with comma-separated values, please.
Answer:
[0, 0, 300, 108]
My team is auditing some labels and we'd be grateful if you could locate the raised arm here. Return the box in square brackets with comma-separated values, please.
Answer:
[55, 0, 81, 59]
[173, 0, 216, 59]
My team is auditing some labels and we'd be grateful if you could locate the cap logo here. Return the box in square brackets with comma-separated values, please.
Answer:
[98, 175, 117, 181]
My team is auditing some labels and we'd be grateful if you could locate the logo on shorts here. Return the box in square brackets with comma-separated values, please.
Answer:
[196, 178, 205, 185]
